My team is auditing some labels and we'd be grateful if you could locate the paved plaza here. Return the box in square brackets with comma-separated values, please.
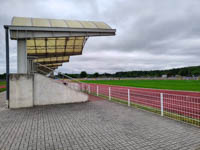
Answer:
[0, 92, 200, 150]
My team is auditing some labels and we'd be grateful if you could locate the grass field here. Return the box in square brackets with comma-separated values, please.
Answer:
[82, 80, 200, 92]
[0, 81, 6, 92]
[0, 81, 6, 86]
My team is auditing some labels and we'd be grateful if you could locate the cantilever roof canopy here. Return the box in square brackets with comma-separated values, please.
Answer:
[7, 17, 116, 74]
[10, 17, 115, 39]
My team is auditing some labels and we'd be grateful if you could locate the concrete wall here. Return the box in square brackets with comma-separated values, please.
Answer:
[9, 73, 88, 108]
[67, 82, 81, 91]
[9, 74, 33, 108]
[34, 74, 88, 106]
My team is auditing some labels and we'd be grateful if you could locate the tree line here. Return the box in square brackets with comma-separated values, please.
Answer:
[58, 65, 200, 78]
[1, 65, 200, 79]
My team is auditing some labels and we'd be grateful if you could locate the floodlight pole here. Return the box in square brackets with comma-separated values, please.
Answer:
[4, 26, 10, 101]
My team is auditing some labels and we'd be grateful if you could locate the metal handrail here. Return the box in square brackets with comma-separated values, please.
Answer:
[35, 62, 83, 84]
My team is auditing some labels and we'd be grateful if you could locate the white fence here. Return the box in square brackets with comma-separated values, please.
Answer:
[80, 83, 200, 127]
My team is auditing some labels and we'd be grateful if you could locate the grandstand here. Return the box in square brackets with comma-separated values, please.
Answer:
[4, 17, 116, 108]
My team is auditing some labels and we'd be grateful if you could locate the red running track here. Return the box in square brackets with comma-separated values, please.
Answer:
[0, 85, 6, 89]
[81, 83, 200, 120]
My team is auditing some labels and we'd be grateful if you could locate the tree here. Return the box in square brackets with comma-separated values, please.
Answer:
[80, 71, 87, 78]
[178, 69, 189, 76]
[192, 70, 200, 77]
[0, 73, 6, 80]
[93, 72, 99, 78]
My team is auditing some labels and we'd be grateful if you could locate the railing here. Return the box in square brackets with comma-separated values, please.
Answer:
[80, 83, 200, 127]
[29, 64, 200, 127]
[35, 63, 83, 92]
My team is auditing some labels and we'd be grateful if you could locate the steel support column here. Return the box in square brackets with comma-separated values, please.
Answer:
[4, 26, 9, 101]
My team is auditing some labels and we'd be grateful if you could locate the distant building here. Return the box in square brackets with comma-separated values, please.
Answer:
[162, 75, 167, 78]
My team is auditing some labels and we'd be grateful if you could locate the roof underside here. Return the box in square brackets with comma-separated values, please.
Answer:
[27, 37, 87, 57]
[8, 17, 116, 75]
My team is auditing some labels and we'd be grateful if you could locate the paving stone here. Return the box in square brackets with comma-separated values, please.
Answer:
[0, 92, 200, 150]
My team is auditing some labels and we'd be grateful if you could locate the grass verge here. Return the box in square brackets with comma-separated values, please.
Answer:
[0, 88, 6, 93]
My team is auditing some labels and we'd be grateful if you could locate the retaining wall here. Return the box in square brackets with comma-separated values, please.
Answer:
[9, 73, 88, 108]
[10, 74, 33, 108]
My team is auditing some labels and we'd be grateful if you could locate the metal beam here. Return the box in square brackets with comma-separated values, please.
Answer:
[8, 26, 116, 39]
[34, 60, 69, 64]
[27, 51, 82, 58]
[44, 63, 62, 67]
[43, 65, 62, 68]
[37, 66, 58, 73]
[8, 25, 116, 32]
[4, 26, 9, 101]
[10, 30, 115, 39]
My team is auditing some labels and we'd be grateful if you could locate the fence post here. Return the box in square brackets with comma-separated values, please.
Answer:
[82, 84, 84, 91]
[160, 93, 164, 116]
[97, 86, 99, 96]
[109, 87, 111, 100]
[88, 85, 90, 94]
[128, 89, 130, 106]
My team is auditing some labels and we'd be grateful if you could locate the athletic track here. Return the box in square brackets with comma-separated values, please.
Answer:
[82, 83, 200, 120]
[0, 85, 6, 89]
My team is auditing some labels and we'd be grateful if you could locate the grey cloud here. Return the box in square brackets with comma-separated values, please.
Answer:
[60, 51, 197, 74]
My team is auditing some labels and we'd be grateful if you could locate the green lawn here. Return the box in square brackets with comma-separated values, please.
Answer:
[82, 80, 200, 92]
[0, 81, 6, 86]
[0, 81, 6, 92]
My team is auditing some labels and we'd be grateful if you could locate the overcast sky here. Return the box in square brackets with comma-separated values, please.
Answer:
[1, 0, 200, 74]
